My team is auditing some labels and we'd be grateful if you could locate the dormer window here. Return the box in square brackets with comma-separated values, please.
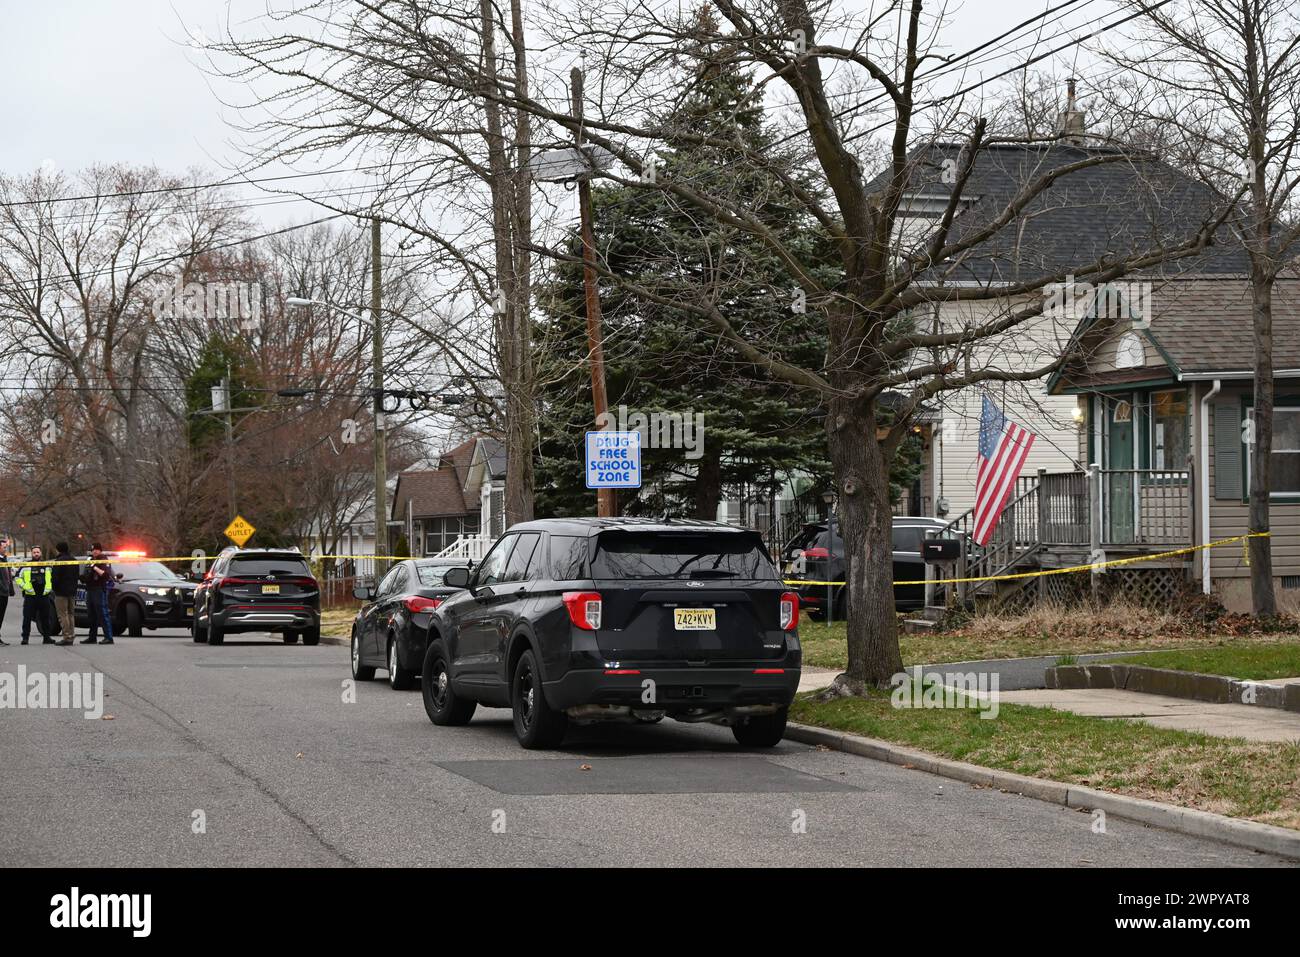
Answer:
[1115, 331, 1145, 369]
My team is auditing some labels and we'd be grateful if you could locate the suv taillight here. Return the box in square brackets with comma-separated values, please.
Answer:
[562, 591, 602, 630]
[802, 546, 829, 558]
[403, 596, 443, 613]
[218, 577, 256, 588]
[779, 592, 798, 630]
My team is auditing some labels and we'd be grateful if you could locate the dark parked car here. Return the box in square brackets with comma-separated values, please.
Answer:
[72, 555, 198, 636]
[781, 516, 951, 615]
[420, 517, 801, 750]
[350, 558, 470, 690]
[192, 548, 320, 645]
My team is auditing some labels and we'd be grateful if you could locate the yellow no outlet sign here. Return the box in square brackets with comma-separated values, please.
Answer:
[224, 515, 256, 547]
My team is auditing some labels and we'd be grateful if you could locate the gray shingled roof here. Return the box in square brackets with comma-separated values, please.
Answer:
[1143, 278, 1300, 374]
[878, 143, 1248, 283]
[1052, 277, 1300, 390]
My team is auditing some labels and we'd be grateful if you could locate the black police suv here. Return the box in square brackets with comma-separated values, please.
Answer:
[420, 518, 801, 750]
[192, 548, 321, 645]
[350, 558, 470, 690]
[781, 516, 951, 615]
[73, 556, 198, 636]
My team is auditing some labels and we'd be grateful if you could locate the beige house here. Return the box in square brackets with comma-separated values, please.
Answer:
[1039, 277, 1300, 611]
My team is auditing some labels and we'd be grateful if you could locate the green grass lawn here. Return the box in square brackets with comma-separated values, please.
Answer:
[797, 618, 1300, 670]
[321, 607, 358, 639]
[1097, 642, 1300, 680]
[790, 691, 1300, 829]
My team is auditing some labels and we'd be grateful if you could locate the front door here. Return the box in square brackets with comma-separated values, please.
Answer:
[1104, 396, 1136, 544]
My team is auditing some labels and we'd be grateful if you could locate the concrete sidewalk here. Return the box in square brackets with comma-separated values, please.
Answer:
[998, 687, 1300, 742]
[797, 665, 1300, 742]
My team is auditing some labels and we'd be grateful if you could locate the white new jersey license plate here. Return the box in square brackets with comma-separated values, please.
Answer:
[673, 608, 715, 630]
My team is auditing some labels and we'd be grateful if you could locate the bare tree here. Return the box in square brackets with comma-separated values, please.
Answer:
[1099, 0, 1300, 616]
[201, 0, 539, 524]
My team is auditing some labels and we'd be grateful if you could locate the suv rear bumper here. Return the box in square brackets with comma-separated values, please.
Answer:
[214, 606, 320, 633]
[543, 664, 800, 712]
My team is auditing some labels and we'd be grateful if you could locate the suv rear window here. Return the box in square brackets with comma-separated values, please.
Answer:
[229, 555, 312, 578]
[592, 532, 776, 580]
[891, 526, 925, 552]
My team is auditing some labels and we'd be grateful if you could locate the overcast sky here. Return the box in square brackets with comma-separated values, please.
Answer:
[0, 1, 1108, 170]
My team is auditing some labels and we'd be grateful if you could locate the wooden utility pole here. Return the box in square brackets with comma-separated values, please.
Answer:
[571, 67, 615, 517]
[371, 216, 389, 576]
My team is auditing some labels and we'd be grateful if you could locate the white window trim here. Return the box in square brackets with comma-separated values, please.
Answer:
[1245, 405, 1300, 500]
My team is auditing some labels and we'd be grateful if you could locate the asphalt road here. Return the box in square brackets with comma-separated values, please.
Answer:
[0, 618, 1291, 868]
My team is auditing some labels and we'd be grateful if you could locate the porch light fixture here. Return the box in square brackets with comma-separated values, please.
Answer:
[1072, 404, 1086, 425]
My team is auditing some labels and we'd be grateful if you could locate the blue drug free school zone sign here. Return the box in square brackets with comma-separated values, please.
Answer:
[585, 430, 642, 489]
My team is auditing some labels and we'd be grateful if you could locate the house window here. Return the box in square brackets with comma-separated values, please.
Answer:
[424, 516, 480, 555]
[1150, 389, 1189, 471]
[1271, 408, 1300, 496]
[1115, 332, 1145, 369]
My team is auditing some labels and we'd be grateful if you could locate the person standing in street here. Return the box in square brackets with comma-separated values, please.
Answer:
[81, 543, 114, 645]
[15, 545, 54, 645]
[0, 537, 13, 646]
[51, 541, 78, 646]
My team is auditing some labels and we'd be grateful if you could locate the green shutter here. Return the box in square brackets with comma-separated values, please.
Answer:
[1213, 401, 1243, 500]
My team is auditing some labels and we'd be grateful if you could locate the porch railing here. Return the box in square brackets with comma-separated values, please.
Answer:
[927, 466, 1193, 605]
[433, 533, 494, 561]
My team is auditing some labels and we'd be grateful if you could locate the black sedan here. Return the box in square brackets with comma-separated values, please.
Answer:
[350, 558, 469, 690]
[75, 558, 197, 636]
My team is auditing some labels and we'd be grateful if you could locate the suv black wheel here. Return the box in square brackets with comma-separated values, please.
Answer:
[511, 649, 567, 749]
[731, 707, 789, 748]
[422, 640, 475, 725]
[191, 617, 207, 643]
[387, 637, 417, 690]
[124, 601, 144, 638]
[351, 631, 375, 681]
[302, 627, 320, 646]
[208, 621, 224, 646]
[283, 631, 300, 644]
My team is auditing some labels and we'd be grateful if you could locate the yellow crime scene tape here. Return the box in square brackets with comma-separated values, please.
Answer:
[0, 534, 1269, 581]
[0, 554, 421, 568]
[782, 532, 1271, 588]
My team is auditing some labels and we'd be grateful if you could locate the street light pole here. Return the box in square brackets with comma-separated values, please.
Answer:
[370, 217, 389, 578]
[223, 365, 237, 518]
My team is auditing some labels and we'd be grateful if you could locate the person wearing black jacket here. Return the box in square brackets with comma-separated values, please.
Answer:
[51, 542, 78, 645]
[0, 537, 13, 646]
[80, 543, 114, 645]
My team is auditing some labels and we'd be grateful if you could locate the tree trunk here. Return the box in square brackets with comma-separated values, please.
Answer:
[692, 448, 723, 520]
[820, 396, 903, 695]
[480, 0, 534, 529]
[1249, 268, 1276, 615]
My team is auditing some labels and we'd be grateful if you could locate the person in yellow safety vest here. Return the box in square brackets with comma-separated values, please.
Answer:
[15, 545, 54, 645]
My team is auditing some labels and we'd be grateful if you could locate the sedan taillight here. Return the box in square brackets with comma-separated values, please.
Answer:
[779, 592, 799, 631]
[562, 591, 602, 630]
[403, 596, 443, 613]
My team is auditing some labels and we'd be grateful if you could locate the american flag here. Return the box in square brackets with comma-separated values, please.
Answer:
[973, 395, 1036, 546]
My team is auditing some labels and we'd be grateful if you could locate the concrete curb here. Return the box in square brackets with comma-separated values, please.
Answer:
[1047, 663, 1300, 712]
[785, 721, 1300, 861]
[321, 633, 348, 647]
